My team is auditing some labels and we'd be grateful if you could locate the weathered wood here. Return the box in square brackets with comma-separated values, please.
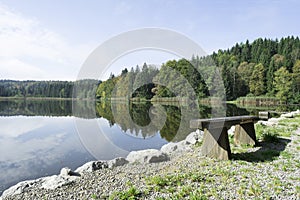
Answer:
[190, 115, 259, 129]
[190, 115, 259, 160]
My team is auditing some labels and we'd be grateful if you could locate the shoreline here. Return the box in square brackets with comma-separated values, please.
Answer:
[1, 110, 300, 199]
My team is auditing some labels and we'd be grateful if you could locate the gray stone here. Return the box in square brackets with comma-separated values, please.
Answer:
[281, 113, 293, 118]
[92, 160, 109, 170]
[1, 173, 79, 199]
[160, 142, 178, 154]
[108, 157, 128, 168]
[60, 167, 80, 177]
[60, 167, 71, 176]
[75, 161, 94, 173]
[185, 130, 203, 145]
[256, 120, 277, 126]
[228, 126, 235, 136]
[1, 179, 38, 199]
[40, 175, 77, 190]
[75, 160, 108, 173]
[160, 141, 191, 154]
[291, 110, 300, 117]
[126, 149, 169, 164]
[268, 117, 284, 124]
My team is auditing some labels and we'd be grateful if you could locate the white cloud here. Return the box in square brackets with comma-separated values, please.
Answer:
[0, 59, 47, 80]
[0, 116, 45, 138]
[0, 4, 92, 80]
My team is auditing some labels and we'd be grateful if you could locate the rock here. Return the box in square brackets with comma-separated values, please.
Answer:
[126, 149, 169, 164]
[291, 110, 300, 117]
[160, 141, 191, 154]
[185, 130, 203, 145]
[60, 167, 80, 177]
[257, 120, 277, 126]
[268, 117, 284, 123]
[1, 174, 79, 199]
[75, 161, 108, 173]
[93, 161, 109, 170]
[75, 161, 94, 173]
[228, 126, 235, 136]
[160, 142, 178, 154]
[108, 157, 128, 168]
[40, 175, 77, 190]
[60, 167, 71, 176]
[281, 113, 293, 118]
[1, 179, 38, 199]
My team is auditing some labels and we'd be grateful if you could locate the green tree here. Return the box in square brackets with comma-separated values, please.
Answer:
[292, 60, 300, 101]
[249, 63, 265, 96]
[274, 67, 293, 103]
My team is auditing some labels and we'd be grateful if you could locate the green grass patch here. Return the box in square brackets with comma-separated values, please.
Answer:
[261, 131, 280, 143]
[280, 151, 293, 159]
[109, 186, 142, 200]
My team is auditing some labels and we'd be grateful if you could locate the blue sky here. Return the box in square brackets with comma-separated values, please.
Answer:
[0, 0, 299, 80]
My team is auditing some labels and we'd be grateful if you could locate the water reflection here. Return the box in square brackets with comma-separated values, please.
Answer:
[96, 101, 213, 142]
[0, 116, 94, 195]
[0, 99, 298, 195]
[0, 99, 73, 116]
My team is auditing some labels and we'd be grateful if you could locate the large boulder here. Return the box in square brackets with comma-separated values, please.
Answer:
[40, 174, 78, 190]
[1, 179, 38, 199]
[1, 168, 79, 199]
[291, 110, 300, 117]
[126, 149, 169, 164]
[108, 157, 128, 168]
[185, 130, 203, 145]
[160, 141, 191, 154]
[281, 113, 293, 118]
[75, 160, 108, 173]
[60, 167, 80, 177]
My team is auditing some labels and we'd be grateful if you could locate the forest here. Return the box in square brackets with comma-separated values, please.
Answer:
[0, 79, 99, 99]
[97, 36, 300, 104]
[1, 36, 299, 104]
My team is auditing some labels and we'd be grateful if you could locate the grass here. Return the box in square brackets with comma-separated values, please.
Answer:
[255, 122, 296, 141]
[109, 186, 142, 200]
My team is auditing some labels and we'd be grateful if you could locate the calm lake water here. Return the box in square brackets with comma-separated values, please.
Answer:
[0, 99, 297, 195]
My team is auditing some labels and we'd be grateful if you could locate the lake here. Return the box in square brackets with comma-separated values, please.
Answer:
[0, 99, 297, 195]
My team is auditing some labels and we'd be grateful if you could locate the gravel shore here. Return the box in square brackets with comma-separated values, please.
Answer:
[2, 114, 300, 199]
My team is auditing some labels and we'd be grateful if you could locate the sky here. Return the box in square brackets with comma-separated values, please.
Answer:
[0, 0, 299, 81]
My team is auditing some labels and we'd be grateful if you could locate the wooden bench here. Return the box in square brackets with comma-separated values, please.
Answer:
[190, 116, 259, 160]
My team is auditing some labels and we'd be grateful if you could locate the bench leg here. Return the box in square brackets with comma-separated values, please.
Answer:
[234, 122, 257, 146]
[201, 127, 231, 160]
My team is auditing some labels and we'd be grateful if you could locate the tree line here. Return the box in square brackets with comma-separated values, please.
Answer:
[0, 79, 100, 99]
[1, 36, 299, 103]
[96, 36, 300, 104]
[209, 36, 300, 103]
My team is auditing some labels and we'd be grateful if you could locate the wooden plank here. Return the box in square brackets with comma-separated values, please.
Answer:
[190, 115, 259, 129]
